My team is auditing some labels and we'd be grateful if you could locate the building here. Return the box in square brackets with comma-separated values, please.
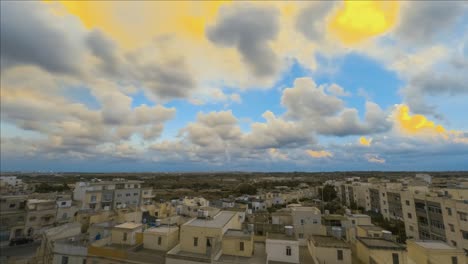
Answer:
[35, 222, 83, 264]
[55, 195, 78, 224]
[111, 222, 143, 245]
[143, 225, 179, 251]
[265, 231, 300, 264]
[290, 207, 322, 245]
[355, 237, 407, 264]
[25, 199, 57, 239]
[0, 195, 27, 246]
[308, 235, 351, 264]
[166, 210, 243, 264]
[221, 229, 254, 258]
[407, 240, 465, 264]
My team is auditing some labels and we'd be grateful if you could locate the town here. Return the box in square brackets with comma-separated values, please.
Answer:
[1, 172, 467, 264]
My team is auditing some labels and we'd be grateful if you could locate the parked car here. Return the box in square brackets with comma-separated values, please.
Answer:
[9, 237, 33, 246]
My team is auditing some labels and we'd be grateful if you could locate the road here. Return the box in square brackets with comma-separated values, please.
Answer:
[0, 241, 41, 259]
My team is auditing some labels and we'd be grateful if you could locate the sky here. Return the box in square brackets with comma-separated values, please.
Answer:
[1, 1, 468, 172]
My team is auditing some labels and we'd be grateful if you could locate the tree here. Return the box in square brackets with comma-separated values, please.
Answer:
[319, 184, 337, 202]
[236, 183, 257, 195]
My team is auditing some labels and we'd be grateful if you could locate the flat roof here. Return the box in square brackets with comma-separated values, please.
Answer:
[358, 225, 385, 231]
[351, 214, 370, 218]
[185, 211, 236, 228]
[291, 207, 320, 213]
[358, 238, 405, 250]
[224, 229, 251, 240]
[267, 232, 297, 241]
[413, 240, 455, 250]
[145, 226, 178, 234]
[323, 215, 347, 221]
[114, 222, 142, 230]
[311, 235, 350, 248]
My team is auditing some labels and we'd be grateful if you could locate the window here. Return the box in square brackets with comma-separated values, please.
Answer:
[194, 237, 198, 247]
[451, 240, 457, 247]
[9, 203, 16, 208]
[62, 213, 68, 220]
[459, 212, 467, 221]
[61, 201, 67, 206]
[29, 216, 36, 222]
[452, 256, 458, 264]
[352, 220, 356, 224]
[82, 259, 87, 264]
[392, 253, 399, 264]
[449, 224, 455, 232]
[286, 246, 291, 256]
[337, 250, 343, 261]
[117, 194, 122, 198]
[405, 200, 410, 206]
[123, 232, 127, 241]
[407, 213, 412, 219]
[409, 226, 414, 231]
[90, 196, 96, 202]
[126, 193, 131, 197]
[313, 219, 318, 224]
[462, 230, 468, 240]
[240, 242, 244, 251]
[134, 193, 138, 196]
[61, 256, 69, 264]
[300, 219, 304, 225]
[158, 236, 162, 245]
[447, 208, 452, 216]
[298, 233, 304, 239]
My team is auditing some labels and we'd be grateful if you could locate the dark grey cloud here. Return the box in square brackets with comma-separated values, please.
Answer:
[395, 2, 467, 45]
[296, 2, 336, 41]
[206, 4, 279, 77]
[86, 29, 121, 76]
[0, 1, 84, 75]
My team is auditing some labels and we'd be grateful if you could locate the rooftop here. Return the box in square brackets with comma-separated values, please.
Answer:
[413, 240, 456, 250]
[266, 232, 297, 241]
[114, 222, 142, 230]
[145, 226, 178, 234]
[358, 238, 406, 250]
[358, 225, 385, 231]
[291, 206, 320, 213]
[323, 214, 347, 221]
[185, 211, 236, 228]
[310, 235, 350, 248]
[224, 229, 252, 240]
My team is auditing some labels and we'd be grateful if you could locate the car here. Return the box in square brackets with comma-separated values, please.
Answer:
[9, 237, 33, 246]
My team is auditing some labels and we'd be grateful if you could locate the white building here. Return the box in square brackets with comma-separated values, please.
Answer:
[266, 230, 300, 264]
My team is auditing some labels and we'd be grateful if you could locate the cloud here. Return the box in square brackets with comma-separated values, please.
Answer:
[281, 78, 392, 136]
[206, 3, 280, 77]
[365, 154, 385, 164]
[359, 137, 372, 146]
[306, 150, 333, 158]
[394, 104, 445, 135]
[329, 1, 399, 45]
[395, 2, 467, 45]
[243, 111, 313, 149]
[0, 1, 85, 75]
[326, 84, 350, 97]
[296, 2, 335, 42]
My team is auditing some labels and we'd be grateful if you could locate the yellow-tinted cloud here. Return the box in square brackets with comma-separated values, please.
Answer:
[47, 1, 230, 49]
[329, 0, 399, 45]
[395, 104, 446, 135]
[306, 150, 333, 158]
[359, 136, 372, 146]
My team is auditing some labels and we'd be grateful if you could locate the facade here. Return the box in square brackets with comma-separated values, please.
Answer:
[166, 210, 243, 263]
[221, 229, 254, 257]
[265, 232, 300, 264]
[143, 226, 179, 251]
[0, 195, 27, 245]
[111, 222, 143, 245]
[25, 199, 57, 239]
[355, 237, 407, 264]
[308, 235, 351, 264]
[290, 206, 322, 244]
[407, 240, 465, 264]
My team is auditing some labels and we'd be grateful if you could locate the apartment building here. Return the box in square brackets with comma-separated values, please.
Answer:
[290, 206, 322, 244]
[0, 195, 27, 245]
[308, 235, 351, 264]
[55, 195, 78, 224]
[143, 226, 179, 251]
[266, 231, 300, 264]
[25, 199, 57, 239]
[35, 222, 83, 264]
[407, 240, 465, 264]
[73, 179, 144, 210]
[166, 210, 243, 263]
[355, 237, 407, 264]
